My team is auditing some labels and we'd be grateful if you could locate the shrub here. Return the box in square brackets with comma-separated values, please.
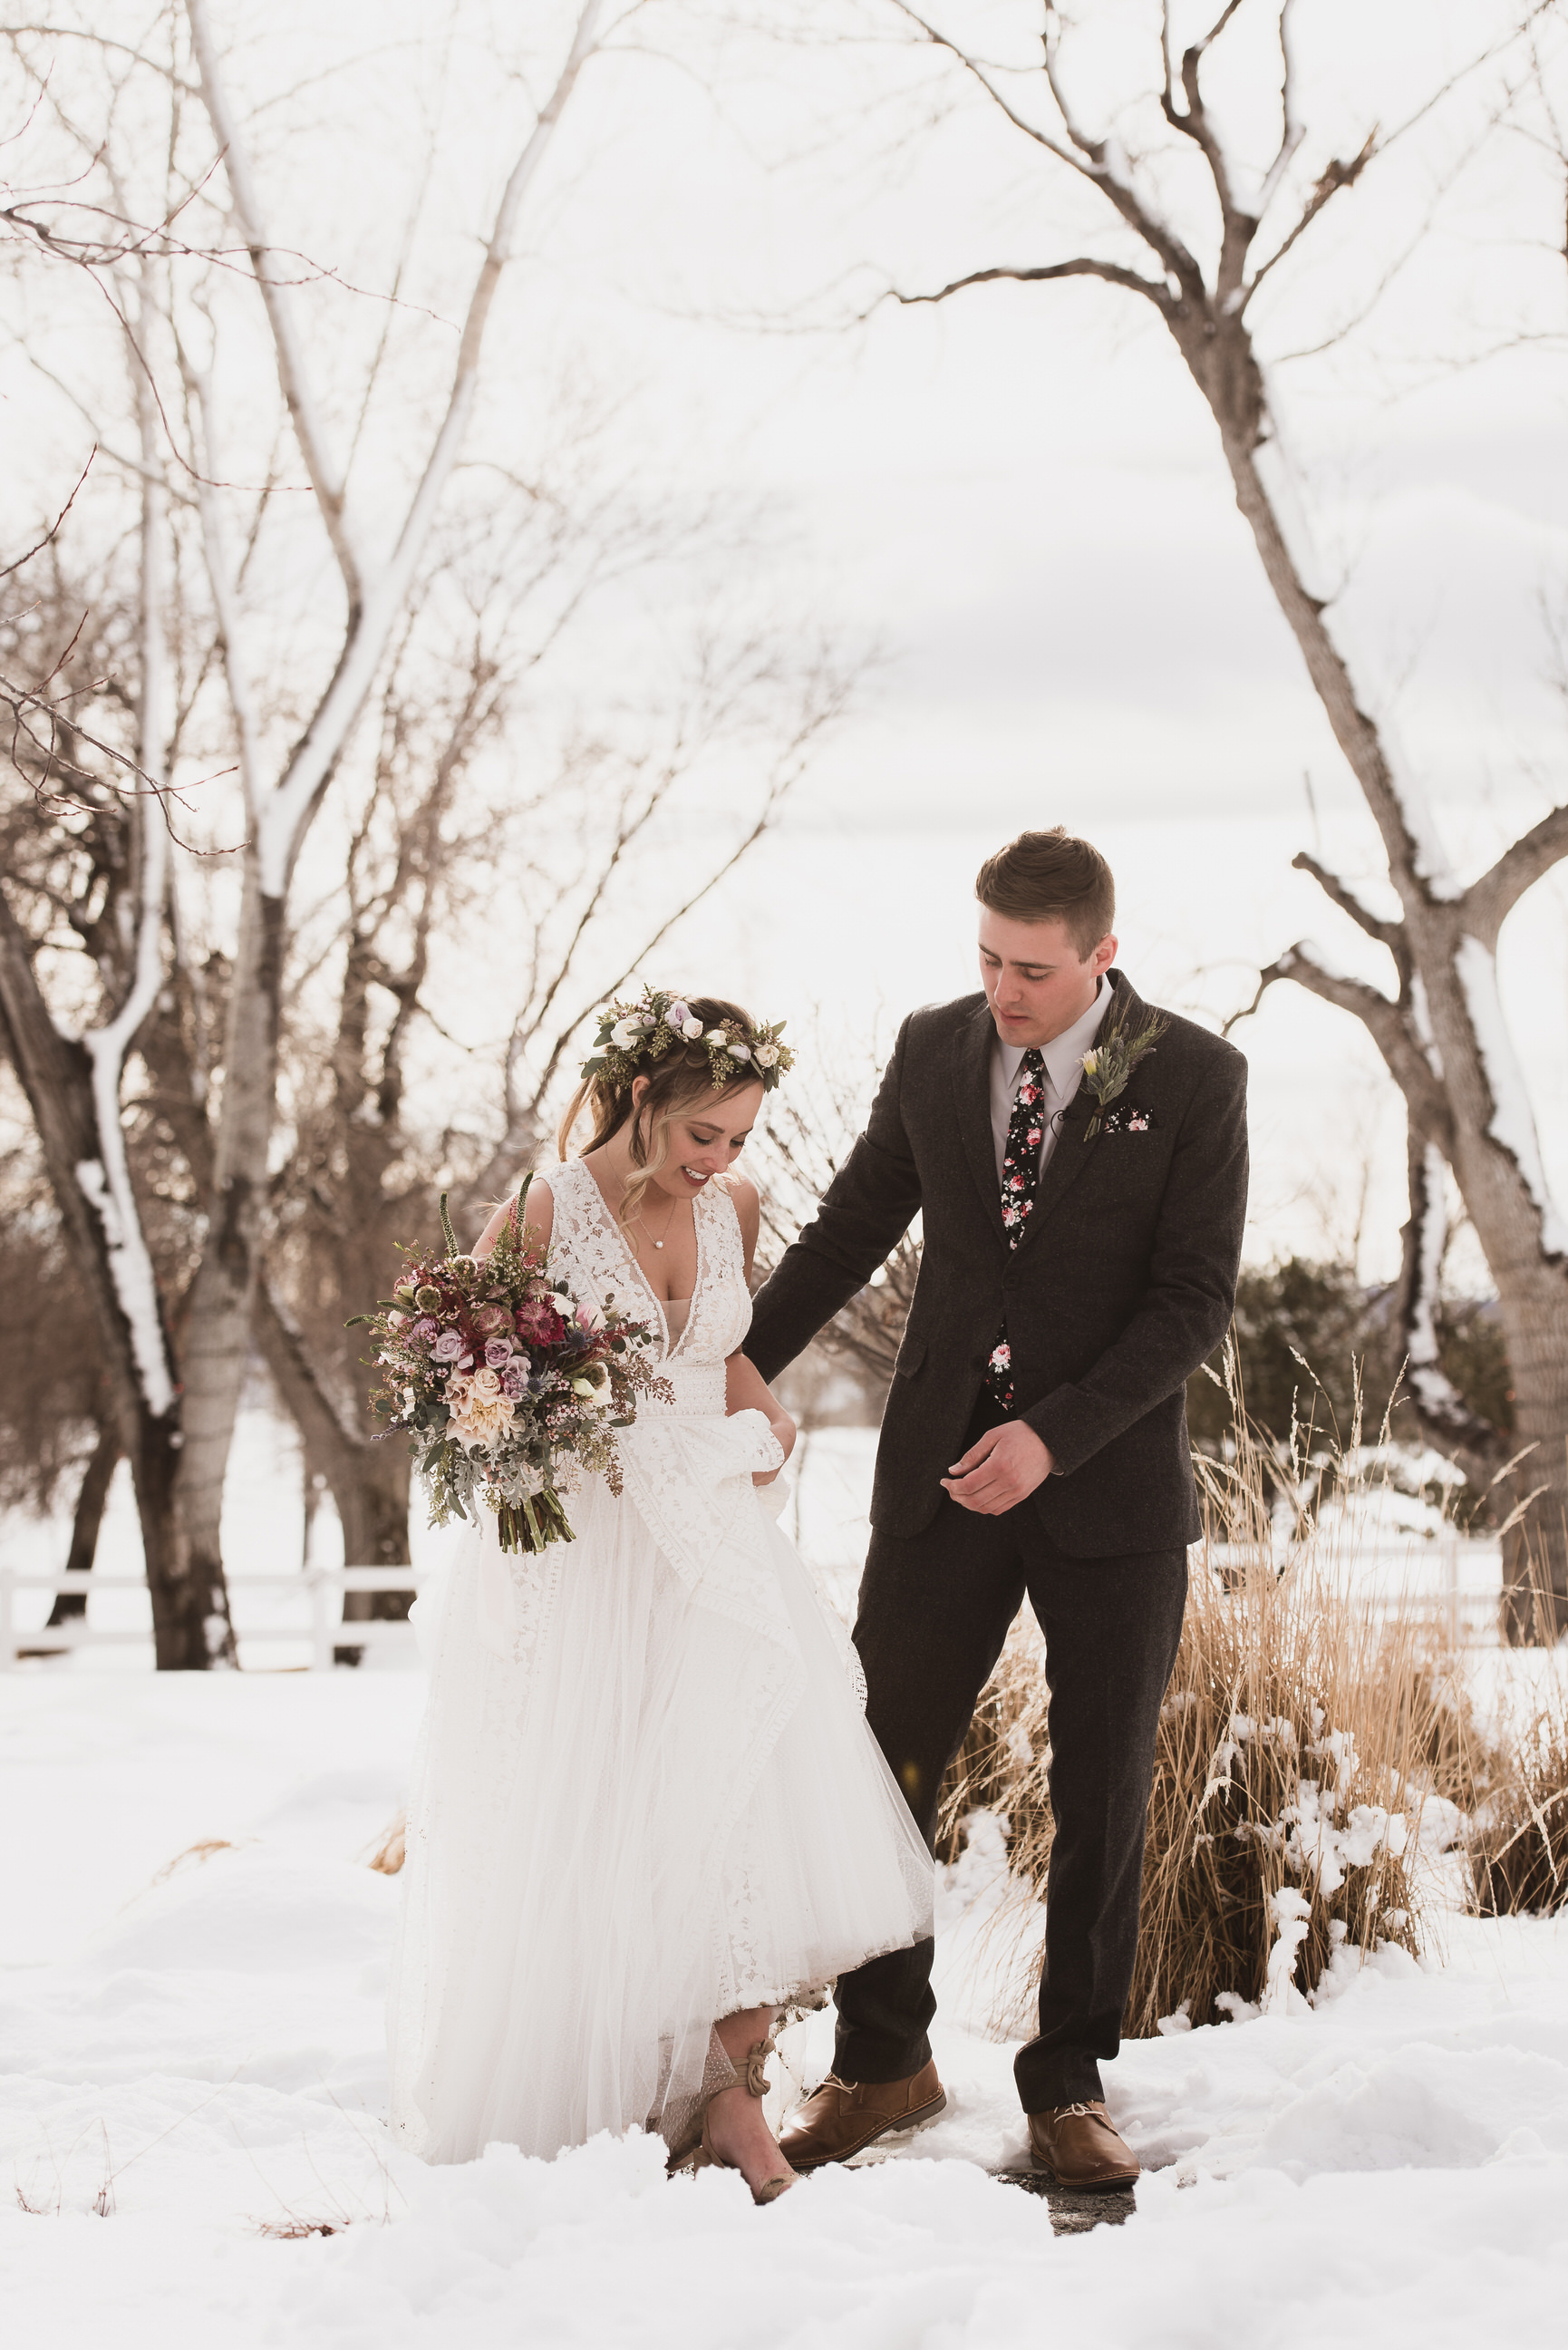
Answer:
[1125, 1559, 1427, 2031]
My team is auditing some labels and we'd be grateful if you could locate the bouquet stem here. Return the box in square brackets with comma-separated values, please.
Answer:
[495, 1488, 576, 1554]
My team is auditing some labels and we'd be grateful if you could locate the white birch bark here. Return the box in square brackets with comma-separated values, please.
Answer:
[172, 0, 608, 1602]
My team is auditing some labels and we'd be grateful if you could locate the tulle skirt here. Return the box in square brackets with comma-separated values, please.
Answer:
[387, 1448, 933, 2164]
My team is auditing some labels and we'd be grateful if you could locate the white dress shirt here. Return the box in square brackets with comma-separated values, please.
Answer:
[990, 976, 1115, 1190]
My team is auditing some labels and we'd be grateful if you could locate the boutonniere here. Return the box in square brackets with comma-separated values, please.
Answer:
[1079, 1006, 1168, 1140]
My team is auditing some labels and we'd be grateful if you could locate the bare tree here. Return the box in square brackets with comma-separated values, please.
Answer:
[0, 285, 233, 1664]
[0, 1144, 117, 1613]
[160, 0, 618, 1636]
[1, 2, 617, 1649]
[854, 0, 1568, 1632]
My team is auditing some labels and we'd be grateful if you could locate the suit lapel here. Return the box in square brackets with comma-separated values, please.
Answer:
[952, 999, 1007, 1241]
[1016, 969, 1140, 1251]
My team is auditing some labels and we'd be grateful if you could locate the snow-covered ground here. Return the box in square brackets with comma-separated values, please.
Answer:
[4, 1669, 1567, 2349]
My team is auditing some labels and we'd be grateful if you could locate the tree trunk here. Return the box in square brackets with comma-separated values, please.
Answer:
[0, 894, 228, 1666]
[249, 1276, 412, 1664]
[1490, 1277, 1568, 1640]
[174, 861, 285, 1600]
[45, 1423, 121, 1626]
[334, 1462, 415, 1665]
[1188, 348, 1568, 1638]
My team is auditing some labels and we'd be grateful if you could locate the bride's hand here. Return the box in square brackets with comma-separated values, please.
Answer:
[753, 1412, 796, 1487]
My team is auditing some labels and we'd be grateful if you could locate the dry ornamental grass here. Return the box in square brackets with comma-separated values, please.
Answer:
[1470, 1677, 1568, 1917]
[936, 1349, 1467, 2031]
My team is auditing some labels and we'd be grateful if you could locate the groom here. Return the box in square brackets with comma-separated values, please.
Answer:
[746, 827, 1248, 2188]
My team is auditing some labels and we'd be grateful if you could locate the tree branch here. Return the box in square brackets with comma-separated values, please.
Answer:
[185, 0, 364, 611]
[894, 0, 1205, 294]
[891, 257, 1171, 313]
[1466, 802, 1568, 942]
[1253, 0, 1306, 219]
[1244, 130, 1378, 302]
[187, 0, 607, 896]
[1226, 941, 1453, 1150]
[891, 1, 1109, 179]
[1291, 850, 1404, 951]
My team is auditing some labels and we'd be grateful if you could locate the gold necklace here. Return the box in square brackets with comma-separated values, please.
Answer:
[634, 1190, 679, 1252]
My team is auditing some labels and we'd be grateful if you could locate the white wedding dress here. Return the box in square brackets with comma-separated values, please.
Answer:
[386, 1156, 933, 2164]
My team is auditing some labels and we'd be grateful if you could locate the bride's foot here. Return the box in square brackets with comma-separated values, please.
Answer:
[703, 2081, 798, 2203]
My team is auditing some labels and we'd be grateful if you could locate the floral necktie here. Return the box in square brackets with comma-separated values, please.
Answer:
[985, 1047, 1047, 1410]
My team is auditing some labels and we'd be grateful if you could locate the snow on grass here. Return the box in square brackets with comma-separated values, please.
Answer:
[4, 1673, 1568, 2349]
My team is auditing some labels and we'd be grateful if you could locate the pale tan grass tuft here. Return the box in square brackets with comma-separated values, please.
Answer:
[367, 1815, 407, 1875]
[1470, 1675, 1568, 1915]
[150, 1838, 234, 1885]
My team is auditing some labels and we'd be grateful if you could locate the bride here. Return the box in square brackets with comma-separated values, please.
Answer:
[387, 991, 933, 2203]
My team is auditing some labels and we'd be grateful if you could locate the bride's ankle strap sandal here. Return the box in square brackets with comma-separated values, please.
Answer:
[672, 2034, 794, 2206]
[740, 2032, 777, 2099]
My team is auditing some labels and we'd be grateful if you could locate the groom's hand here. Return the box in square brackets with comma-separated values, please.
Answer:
[941, 1422, 1053, 1515]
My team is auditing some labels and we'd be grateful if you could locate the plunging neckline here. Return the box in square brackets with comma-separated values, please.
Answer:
[573, 1159, 708, 1364]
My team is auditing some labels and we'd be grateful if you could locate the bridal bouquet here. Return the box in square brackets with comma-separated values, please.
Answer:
[352, 1180, 668, 1554]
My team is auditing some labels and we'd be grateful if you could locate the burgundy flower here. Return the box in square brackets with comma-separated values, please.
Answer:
[471, 1303, 509, 1338]
[516, 1299, 566, 1346]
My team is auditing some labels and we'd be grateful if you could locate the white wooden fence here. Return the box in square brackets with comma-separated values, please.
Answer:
[0, 1567, 420, 1671]
[1205, 1530, 1502, 1648]
[0, 1528, 1506, 1670]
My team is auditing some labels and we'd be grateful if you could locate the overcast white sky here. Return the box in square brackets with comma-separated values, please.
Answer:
[5, 0, 1567, 1279]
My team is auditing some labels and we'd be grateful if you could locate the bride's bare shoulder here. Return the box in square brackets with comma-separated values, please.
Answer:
[475, 1170, 556, 1259]
[719, 1173, 760, 1262]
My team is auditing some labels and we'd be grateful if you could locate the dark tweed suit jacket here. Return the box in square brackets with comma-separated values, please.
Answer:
[747, 973, 1249, 1557]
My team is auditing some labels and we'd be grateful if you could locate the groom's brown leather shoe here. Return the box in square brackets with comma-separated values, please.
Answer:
[1026, 2102, 1140, 2190]
[778, 2060, 946, 2170]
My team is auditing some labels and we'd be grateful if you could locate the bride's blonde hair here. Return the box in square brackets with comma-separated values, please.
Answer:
[557, 995, 761, 1230]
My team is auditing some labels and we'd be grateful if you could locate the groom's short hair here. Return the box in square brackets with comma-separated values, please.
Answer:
[974, 828, 1116, 957]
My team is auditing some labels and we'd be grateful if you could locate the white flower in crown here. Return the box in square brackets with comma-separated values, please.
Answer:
[610, 1016, 643, 1049]
[753, 1043, 779, 1068]
[703, 1028, 727, 1046]
[681, 1015, 704, 1040]
[729, 1040, 751, 1062]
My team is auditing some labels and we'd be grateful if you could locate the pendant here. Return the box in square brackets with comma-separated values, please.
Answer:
[653, 1239, 664, 1248]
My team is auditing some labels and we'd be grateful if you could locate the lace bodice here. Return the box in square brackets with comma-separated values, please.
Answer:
[538, 1157, 754, 1416]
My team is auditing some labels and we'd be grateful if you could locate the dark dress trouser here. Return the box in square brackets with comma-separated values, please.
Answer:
[833, 1401, 1188, 2113]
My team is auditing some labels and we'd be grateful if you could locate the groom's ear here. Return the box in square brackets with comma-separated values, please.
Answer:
[1089, 933, 1118, 977]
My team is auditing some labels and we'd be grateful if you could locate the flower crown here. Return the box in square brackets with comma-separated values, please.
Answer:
[581, 987, 795, 1096]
